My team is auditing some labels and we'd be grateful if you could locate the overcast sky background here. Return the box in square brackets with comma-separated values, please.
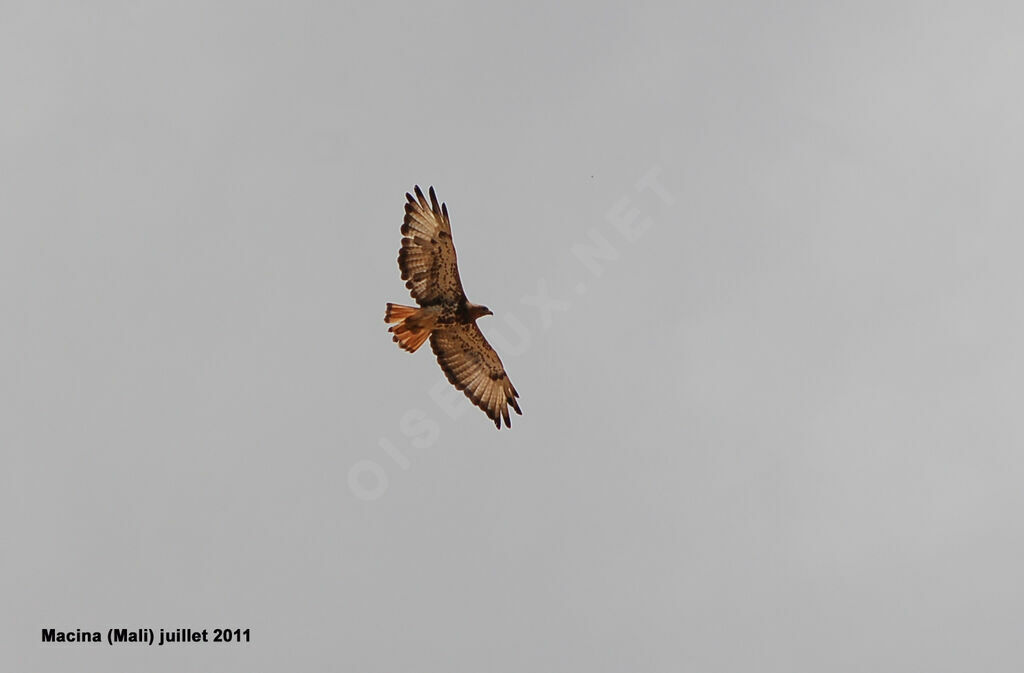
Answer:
[3, 2, 1024, 671]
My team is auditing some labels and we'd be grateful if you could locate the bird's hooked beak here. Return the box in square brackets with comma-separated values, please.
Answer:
[468, 303, 493, 319]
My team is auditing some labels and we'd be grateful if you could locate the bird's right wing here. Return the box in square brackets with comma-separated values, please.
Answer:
[398, 186, 466, 306]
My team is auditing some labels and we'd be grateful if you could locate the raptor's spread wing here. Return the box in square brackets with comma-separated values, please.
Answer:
[430, 323, 522, 429]
[399, 186, 465, 306]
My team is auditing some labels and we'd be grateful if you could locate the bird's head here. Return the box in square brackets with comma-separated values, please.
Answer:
[467, 303, 493, 319]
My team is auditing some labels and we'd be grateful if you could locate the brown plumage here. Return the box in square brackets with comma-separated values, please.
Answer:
[384, 186, 522, 429]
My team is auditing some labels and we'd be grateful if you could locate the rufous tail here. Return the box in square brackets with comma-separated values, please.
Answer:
[384, 303, 435, 353]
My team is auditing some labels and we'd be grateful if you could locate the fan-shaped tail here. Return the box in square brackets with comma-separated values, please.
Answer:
[385, 302, 418, 324]
[385, 303, 436, 353]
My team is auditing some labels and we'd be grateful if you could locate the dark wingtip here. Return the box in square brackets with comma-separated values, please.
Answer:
[428, 186, 441, 215]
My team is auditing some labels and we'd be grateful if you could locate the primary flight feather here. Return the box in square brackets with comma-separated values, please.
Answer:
[384, 186, 522, 429]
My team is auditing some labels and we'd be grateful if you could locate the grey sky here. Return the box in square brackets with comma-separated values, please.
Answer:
[3, 2, 1023, 671]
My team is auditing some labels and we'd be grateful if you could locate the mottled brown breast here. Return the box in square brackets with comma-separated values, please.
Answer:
[436, 302, 464, 325]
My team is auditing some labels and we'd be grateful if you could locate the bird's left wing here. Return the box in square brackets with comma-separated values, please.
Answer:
[429, 323, 522, 429]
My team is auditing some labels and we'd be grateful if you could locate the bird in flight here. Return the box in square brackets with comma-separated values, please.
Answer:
[384, 186, 522, 429]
